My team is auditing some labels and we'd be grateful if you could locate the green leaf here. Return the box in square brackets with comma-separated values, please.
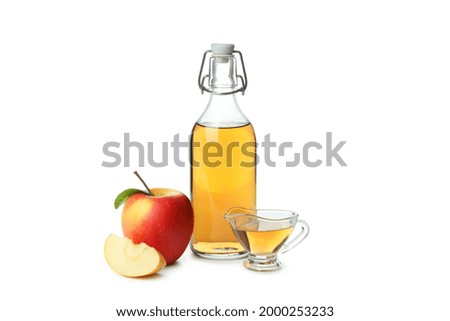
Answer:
[114, 188, 147, 209]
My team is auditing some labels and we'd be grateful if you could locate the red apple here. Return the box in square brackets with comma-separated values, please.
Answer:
[115, 172, 194, 265]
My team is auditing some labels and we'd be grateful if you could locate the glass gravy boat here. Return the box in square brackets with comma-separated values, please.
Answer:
[224, 207, 310, 272]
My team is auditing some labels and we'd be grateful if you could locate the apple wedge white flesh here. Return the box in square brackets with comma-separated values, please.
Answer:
[104, 234, 166, 277]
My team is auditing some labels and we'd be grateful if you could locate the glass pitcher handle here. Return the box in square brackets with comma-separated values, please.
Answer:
[280, 220, 310, 254]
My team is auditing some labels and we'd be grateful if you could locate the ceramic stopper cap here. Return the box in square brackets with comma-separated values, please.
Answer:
[211, 43, 235, 55]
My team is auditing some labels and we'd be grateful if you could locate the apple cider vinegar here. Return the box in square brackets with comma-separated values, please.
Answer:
[191, 123, 256, 257]
[234, 226, 294, 255]
[190, 44, 256, 259]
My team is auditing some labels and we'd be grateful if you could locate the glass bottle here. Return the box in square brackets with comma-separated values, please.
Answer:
[190, 44, 256, 259]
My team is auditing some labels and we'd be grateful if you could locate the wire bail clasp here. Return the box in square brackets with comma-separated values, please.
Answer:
[198, 50, 248, 95]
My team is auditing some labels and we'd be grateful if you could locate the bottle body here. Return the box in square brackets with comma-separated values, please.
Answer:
[190, 121, 256, 258]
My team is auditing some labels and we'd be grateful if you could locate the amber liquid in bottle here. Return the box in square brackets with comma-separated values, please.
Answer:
[191, 123, 256, 257]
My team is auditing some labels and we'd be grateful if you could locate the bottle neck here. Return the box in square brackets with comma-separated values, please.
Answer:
[196, 53, 249, 128]
[197, 93, 249, 128]
[209, 55, 237, 94]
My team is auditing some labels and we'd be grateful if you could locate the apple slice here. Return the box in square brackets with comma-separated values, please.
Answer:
[104, 233, 166, 277]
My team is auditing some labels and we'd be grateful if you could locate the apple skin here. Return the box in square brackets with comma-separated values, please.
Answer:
[121, 188, 194, 265]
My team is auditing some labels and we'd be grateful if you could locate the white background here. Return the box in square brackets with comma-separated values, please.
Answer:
[1, 0, 449, 320]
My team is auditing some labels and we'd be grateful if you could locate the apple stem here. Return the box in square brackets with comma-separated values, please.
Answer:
[134, 171, 154, 196]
